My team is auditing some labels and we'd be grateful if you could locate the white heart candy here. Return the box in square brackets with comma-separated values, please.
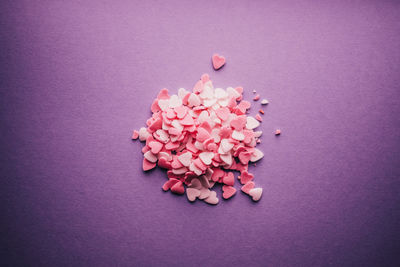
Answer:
[178, 88, 188, 99]
[232, 130, 245, 141]
[188, 93, 201, 107]
[249, 188, 263, 201]
[199, 152, 214, 165]
[246, 116, 260, 130]
[250, 148, 264, 162]
[138, 127, 150, 141]
[158, 99, 170, 111]
[178, 151, 192, 167]
[144, 151, 158, 163]
[220, 139, 234, 152]
[198, 188, 211, 200]
[214, 88, 228, 99]
[169, 95, 182, 108]
[220, 154, 232, 166]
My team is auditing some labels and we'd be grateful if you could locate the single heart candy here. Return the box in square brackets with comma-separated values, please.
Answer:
[249, 188, 263, 201]
[204, 190, 219, 205]
[212, 53, 226, 70]
[222, 185, 236, 199]
[241, 181, 255, 194]
[186, 187, 201, 202]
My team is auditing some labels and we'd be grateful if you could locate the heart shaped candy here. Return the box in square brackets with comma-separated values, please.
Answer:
[212, 53, 226, 70]
[204, 190, 219, 205]
[249, 188, 263, 201]
[222, 185, 236, 199]
[241, 181, 255, 194]
[186, 188, 201, 202]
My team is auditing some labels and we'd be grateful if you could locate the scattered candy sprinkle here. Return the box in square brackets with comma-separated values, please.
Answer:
[259, 109, 264, 114]
[275, 129, 281, 135]
[261, 99, 269, 105]
[132, 74, 266, 204]
[253, 94, 260, 101]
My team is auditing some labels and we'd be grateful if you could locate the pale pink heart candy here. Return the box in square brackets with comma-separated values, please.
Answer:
[230, 116, 246, 130]
[214, 88, 228, 99]
[157, 99, 170, 110]
[246, 116, 260, 130]
[220, 154, 232, 166]
[199, 152, 214, 165]
[254, 131, 263, 138]
[186, 188, 201, 202]
[216, 107, 230, 121]
[250, 148, 264, 162]
[212, 54, 226, 70]
[149, 141, 163, 154]
[199, 188, 211, 200]
[178, 151, 192, 167]
[174, 105, 187, 119]
[204, 190, 219, 205]
[180, 113, 195, 126]
[201, 73, 210, 83]
[249, 188, 263, 201]
[144, 151, 158, 163]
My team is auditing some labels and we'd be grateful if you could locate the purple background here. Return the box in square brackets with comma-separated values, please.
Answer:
[1, 0, 400, 266]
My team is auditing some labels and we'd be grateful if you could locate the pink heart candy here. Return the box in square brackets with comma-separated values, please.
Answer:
[149, 141, 163, 154]
[162, 178, 179, 191]
[222, 185, 236, 199]
[230, 115, 247, 130]
[240, 170, 254, 185]
[171, 181, 185, 195]
[143, 158, 156, 171]
[241, 181, 255, 194]
[212, 53, 226, 70]
[222, 172, 234, 186]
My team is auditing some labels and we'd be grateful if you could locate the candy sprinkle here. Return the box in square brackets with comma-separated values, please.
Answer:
[133, 74, 266, 205]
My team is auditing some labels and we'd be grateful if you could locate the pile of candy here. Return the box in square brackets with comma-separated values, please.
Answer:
[132, 74, 271, 204]
[131, 54, 279, 205]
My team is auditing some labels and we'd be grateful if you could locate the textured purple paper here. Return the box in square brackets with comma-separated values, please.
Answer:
[1, 0, 400, 266]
